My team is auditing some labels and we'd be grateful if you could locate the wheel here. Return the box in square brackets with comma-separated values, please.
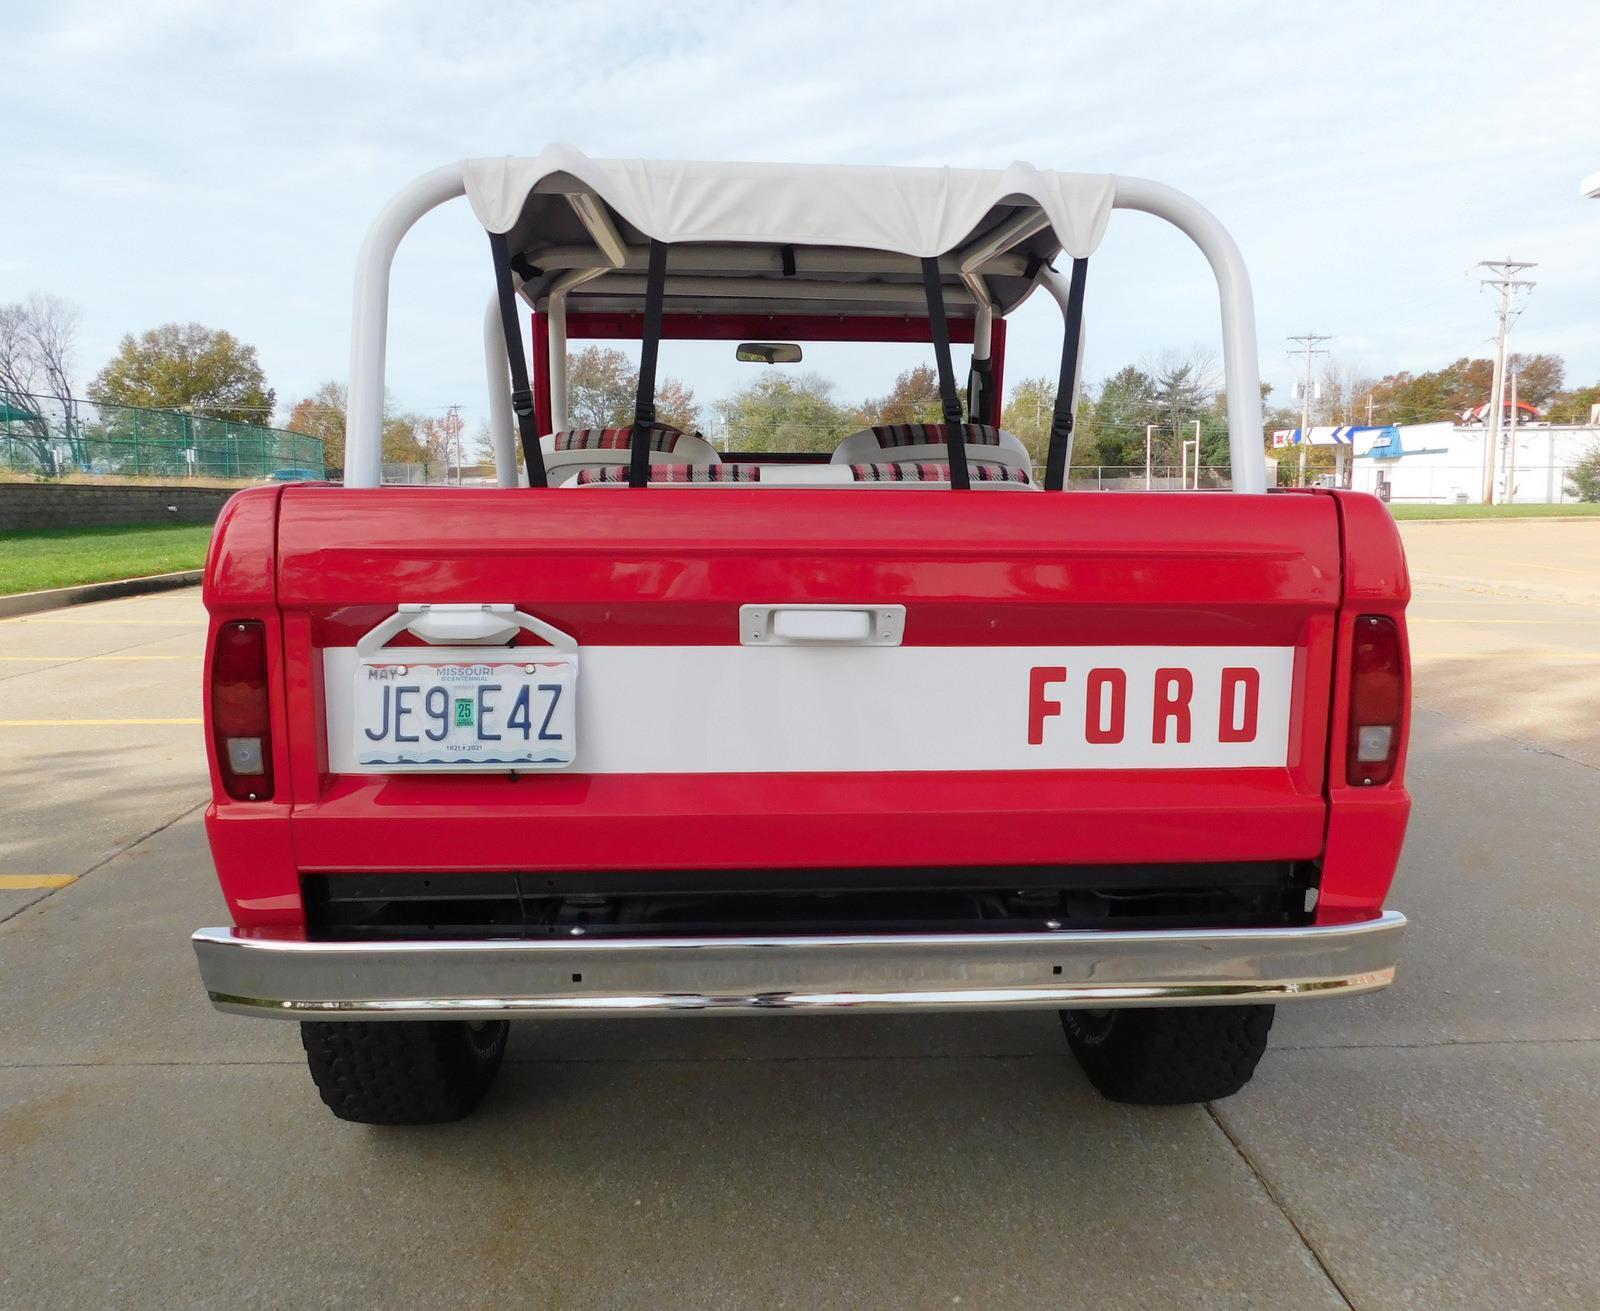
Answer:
[1059, 1005, 1274, 1105]
[300, 1019, 510, 1124]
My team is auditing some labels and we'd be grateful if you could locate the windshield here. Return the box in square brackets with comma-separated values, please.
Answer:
[562, 340, 977, 455]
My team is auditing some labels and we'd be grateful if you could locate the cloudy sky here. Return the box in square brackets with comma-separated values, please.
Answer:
[6, 0, 1599, 430]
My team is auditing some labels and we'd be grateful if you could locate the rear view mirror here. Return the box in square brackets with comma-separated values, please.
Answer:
[736, 342, 803, 364]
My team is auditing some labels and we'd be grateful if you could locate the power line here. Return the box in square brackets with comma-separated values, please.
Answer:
[1287, 334, 1332, 487]
[1476, 258, 1536, 504]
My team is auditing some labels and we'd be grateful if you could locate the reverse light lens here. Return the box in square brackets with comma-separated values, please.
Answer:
[1355, 724, 1393, 763]
[1347, 615, 1403, 786]
[211, 620, 274, 801]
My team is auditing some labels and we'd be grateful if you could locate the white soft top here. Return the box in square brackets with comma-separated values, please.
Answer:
[462, 145, 1117, 317]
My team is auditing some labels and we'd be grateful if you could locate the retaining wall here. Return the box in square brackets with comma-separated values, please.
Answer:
[0, 482, 235, 532]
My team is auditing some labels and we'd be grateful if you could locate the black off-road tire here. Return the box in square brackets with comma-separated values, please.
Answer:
[1060, 1005, 1274, 1105]
[300, 1020, 510, 1124]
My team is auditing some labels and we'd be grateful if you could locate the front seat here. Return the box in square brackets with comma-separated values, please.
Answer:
[829, 423, 1033, 478]
[541, 426, 720, 485]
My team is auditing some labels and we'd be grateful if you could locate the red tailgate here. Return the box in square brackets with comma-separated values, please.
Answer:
[243, 487, 1341, 902]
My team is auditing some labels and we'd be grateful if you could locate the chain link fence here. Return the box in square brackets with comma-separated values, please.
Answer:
[0, 393, 325, 481]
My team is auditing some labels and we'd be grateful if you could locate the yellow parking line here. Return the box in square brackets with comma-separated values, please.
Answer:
[1415, 652, 1600, 660]
[2, 618, 202, 626]
[0, 718, 202, 726]
[0, 655, 201, 661]
[0, 874, 77, 889]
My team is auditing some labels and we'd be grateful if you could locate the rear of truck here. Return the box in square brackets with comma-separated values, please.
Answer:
[194, 481, 1409, 1122]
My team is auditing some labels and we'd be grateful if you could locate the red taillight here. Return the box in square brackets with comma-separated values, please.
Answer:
[211, 620, 274, 801]
[1347, 614, 1404, 786]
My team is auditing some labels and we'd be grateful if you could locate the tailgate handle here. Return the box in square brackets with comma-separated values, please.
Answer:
[741, 605, 904, 646]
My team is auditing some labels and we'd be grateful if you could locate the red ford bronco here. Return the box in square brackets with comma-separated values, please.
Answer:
[193, 149, 1409, 1123]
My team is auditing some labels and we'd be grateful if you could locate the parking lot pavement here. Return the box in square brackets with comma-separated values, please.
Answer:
[0, 592, 207, 922]
[1400, 516, 1600, 607]
[3, 520, 1599, 1309]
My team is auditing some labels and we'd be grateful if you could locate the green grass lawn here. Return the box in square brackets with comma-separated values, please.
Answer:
[0, 522, 213, 595]
[1389, 501, 1600, 521]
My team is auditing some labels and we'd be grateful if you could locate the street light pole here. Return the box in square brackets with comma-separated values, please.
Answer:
[1144, 424, 1155, 490]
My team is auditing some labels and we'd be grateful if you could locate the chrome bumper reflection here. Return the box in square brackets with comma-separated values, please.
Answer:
[192, 912, 1405, 1021]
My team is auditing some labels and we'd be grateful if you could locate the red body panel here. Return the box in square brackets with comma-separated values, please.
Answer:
[200, 483, 1410, 932]
[1313, 491, 1413, 923]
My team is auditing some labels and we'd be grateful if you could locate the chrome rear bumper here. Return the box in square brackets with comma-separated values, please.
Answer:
[193, 912, 1405, 1021]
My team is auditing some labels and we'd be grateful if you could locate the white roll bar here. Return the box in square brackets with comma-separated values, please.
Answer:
[1111, 178, 1265, 493]
[480, 294, 520, 487]
[346, 163, 467, 488]
[346, 165, 1266, 493]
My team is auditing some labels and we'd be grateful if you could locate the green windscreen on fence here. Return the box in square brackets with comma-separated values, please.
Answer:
[0, 393, 326, 481]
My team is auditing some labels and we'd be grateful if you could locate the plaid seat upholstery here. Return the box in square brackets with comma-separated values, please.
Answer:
[552, 426, 686, 452]
[850, 461, 1031, 484]
[871, 423, 1003, 448]
[574, 463, 762, 485]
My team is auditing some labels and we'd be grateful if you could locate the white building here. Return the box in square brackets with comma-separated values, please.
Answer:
[1349, 423, 1599, 505]
[1273, 422, 1599, 504]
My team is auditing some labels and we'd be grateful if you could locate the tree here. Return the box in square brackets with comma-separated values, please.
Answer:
[1317, 359, 1378, 425]
[566, 346, 636, 428]
[0, 294, 80, 475]
[1366, 357, 1493, 424]
[1088, 365, 1158, 466]
[715, 372, 862, 453]
[1547, 384, 1600, 425]
[1567, 443, 1600, 503]
[1508, 353, 1564, 408]
[382, 414, 428, 464]
[417, 411, 465, 470]
[1004, 375, 1057, 467]
[471, 420, 497, 463]
[285, 381, 348, 470]
[89, 323, 274, 424]
[862, 364, 942, 427]
[565, 345, 699, 432]
[283, 381, 428, 472]
[656, 377, 701, 433]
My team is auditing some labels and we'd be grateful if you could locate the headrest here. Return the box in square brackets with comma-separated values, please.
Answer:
[545, 426, 695, 452]
[830, 423, 1031, 470]
[869, 423, 1004, 448]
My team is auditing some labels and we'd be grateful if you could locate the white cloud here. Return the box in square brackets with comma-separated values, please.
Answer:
[4, 0, 1598, 424]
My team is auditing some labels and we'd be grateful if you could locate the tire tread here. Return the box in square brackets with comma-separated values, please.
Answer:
[300, 1020, 507, 1125]
[1061, 1005, 1274, 1105]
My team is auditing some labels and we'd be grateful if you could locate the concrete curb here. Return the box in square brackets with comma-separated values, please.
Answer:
[0, 571, 202, 619]
[1394, 514, 1600, 526]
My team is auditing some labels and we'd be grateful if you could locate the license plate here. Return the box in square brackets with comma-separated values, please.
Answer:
[354, 654, 577, 768]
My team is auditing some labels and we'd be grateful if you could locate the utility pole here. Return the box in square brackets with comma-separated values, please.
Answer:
[1476, 258, 1536, 505]
[1287, 335, 1332, 487]
[444, 403, 463, 484]
[1505, 364, 1519, 503]
[1144, 423, 1155, 490]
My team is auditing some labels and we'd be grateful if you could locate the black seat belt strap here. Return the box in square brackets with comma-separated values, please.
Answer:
[920, 256, 970, 490]
[1043, 258, 1089, 492]
[629, 240, 669, 489]
[487, 230, 547, 487]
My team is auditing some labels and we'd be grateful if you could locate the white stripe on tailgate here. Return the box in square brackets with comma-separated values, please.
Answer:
[323, 645, 1295, 775]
